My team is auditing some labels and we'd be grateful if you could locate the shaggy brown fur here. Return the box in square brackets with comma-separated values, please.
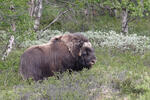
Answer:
[19, 33, 96, 81]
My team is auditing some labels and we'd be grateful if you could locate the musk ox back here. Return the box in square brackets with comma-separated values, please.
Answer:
[19, 33, 96, 81]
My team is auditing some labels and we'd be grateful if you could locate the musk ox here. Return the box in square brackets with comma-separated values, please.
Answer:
[19, 33, 96, 81]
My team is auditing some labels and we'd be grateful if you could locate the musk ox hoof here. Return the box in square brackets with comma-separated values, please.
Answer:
[19, 33, 96, 81]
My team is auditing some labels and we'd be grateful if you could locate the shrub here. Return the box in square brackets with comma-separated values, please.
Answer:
[20, 30, 150, 53]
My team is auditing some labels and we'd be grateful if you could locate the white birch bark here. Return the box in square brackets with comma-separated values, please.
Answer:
[2, 35, 14, 60]
[11, 21, 16, 32]
[114, 9, 119, 18]
[29, 0, 35, 17]
[121, 9, 128, 34]
[33, 0, 43, 31]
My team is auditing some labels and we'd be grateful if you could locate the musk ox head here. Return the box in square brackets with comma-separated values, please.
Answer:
[61, 33, 96, 69]
[78, 41, 96, 68]
[19, 33, 96, 81]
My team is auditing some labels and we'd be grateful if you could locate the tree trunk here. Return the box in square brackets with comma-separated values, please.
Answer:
[9, 5, 16, 32]
[140, 0, 144, 14]
[114, 9, 119, 18]
[141, 0, 143, 6]
[2, 35, 14, 60]
[33, 0, 43, 31]
[29, 0, 35, 18]
[121, 9, 128, 34]
[11, 21, 16, 32]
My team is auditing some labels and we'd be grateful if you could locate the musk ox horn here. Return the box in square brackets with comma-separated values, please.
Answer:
[82, 42, 92, 48]
[79, 42, 92, 56]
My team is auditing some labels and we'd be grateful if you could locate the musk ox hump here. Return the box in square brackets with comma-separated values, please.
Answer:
[60, 33, 90, 57]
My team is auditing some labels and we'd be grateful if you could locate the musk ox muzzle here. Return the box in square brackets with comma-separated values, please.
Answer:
[19, 33, 96, 81]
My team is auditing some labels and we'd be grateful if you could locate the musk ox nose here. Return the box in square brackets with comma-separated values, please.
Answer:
[90, 59, 96, 65]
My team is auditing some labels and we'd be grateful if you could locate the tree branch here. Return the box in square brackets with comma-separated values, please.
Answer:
[43, 8, 72, 31]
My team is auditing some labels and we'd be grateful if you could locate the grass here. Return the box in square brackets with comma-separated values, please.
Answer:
[0, 47, 150, 100]
[129, 17, 150, 36]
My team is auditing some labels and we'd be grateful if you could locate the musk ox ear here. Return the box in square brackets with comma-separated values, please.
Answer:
[79, 42, 92, 56]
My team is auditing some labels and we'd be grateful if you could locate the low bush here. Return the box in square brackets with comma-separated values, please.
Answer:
[20, 30, 150, 53]
[0, 47, 150, 100]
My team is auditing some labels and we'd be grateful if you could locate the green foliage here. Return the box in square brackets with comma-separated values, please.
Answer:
[102, 0, 150, 17]
[0, 0, 32, 30]
[39, 2, 150, 35]
[0, 0, 35, 45]
[40, 3, 62, 30]
[1, 0, 150, 41]
[0, 49, 24, 70]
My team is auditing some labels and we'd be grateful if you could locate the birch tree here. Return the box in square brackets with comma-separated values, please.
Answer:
[29, 0, 43, 31]
[2, 35, 14, 60]
[34, 0, 43, 31]
[29, 0, 35, 18]
[92, 0, 150, 34]
[121, 8, 128, 34]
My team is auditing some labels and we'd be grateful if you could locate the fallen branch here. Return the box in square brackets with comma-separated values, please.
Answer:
[43, 8, 72, 31]
[2, 35, 14, 61]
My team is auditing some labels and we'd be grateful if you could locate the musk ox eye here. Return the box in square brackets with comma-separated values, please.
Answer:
[85, 47, 92, 52]
[73, 37, 78, 41]
[82, 51, 88, 56]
